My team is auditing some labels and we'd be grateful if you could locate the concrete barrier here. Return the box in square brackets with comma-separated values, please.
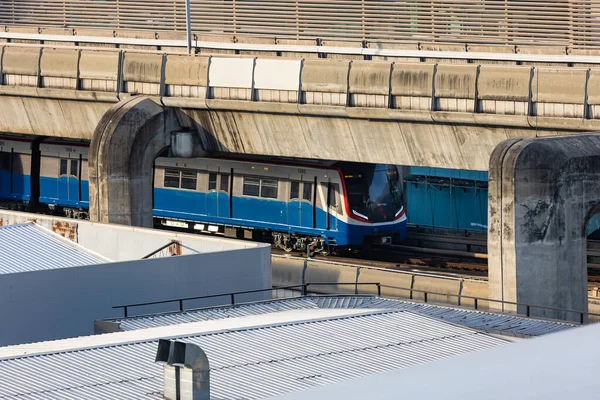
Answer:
[304, 260, 358, 295]
[271, 256, 305, 287]
[460, 279, 489, 309]
[434, 64, 478, 112]
[254, 58, 301, 103]
[122, 52, 163, 96]
[348, 61, 391, 108]
[586, 70, 600, 119]
[208, 56, 254, 101]
[164, 54, 208, 102]
[390, 63, 434, 111]
[1, 46, 40, 88]
[478, 65, 531, 115]
[357, 267, 414, 298]
[413, 275, 462, 305]
[532, 67, 587, 118]
[300, 59, 348, 106]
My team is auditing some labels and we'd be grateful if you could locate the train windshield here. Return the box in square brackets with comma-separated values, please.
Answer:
[342, 163, 404, 222]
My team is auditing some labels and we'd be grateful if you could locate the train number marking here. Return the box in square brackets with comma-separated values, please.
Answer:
[297, 168, 307, 175]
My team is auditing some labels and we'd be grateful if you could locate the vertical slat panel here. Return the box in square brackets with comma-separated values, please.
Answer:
[0, 1, 600, 49]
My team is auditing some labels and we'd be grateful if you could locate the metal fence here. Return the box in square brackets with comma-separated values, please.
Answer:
[1, 1, 600, 48]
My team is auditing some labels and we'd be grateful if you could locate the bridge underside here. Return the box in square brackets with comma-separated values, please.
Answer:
[0, 95, 584, 171]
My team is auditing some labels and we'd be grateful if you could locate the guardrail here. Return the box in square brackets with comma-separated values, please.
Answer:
[2, 42, 600, 126]
[111, 281, 600, 324]
[4, 32, 600, 64]
[1, 1, 600, 49]
[112, 282, 382, 317]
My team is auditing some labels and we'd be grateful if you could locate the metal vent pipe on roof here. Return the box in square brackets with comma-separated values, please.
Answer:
[156, 339, 210, 400]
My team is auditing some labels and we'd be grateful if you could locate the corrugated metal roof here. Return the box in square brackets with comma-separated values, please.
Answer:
[0, 223, 108, 273]
[109, 296, 576, 337]
[0, 309, 507, 400]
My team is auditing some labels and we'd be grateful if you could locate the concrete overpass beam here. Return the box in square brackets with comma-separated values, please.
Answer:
[488, 134, 600, 322]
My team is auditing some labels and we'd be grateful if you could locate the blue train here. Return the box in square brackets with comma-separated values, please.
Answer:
[0, 135, 407, 253]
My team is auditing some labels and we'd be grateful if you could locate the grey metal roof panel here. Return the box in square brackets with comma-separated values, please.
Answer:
[0, 223, 107, 273]
[109, 295, 576, 337]
[0, 310, 507, 400]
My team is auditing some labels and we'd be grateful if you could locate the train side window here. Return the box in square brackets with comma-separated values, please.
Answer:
[208, 172, 218, 191]
[220, 174, 229, 193]
[70, 160, 79, 178]
[290, 181, 300, 200]
[243, 176, 260, 196]
[261, 178, 278, 199]
[181, 170, 197, 190]
[59, 159, 68, 176]
[302, 182, 312, 202]
[164, 168, 180, 188]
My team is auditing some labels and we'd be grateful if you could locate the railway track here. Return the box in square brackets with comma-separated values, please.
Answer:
[276, 227, 600, 284]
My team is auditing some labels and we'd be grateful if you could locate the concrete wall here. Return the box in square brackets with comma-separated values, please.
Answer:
[0, 248, 270, 346]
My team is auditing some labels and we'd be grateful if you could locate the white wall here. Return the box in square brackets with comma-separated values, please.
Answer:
[0, 243, 271, 346]
[0, 210, 263, 261]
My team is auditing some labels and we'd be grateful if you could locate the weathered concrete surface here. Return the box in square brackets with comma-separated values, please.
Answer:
[181, 108, 562, 171]
[89, 97, 181, 227]
[0, 96, 111, 138]
[488, 134, 600, 322]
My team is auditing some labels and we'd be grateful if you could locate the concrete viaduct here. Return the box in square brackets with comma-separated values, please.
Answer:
[2, 33, 600, 322]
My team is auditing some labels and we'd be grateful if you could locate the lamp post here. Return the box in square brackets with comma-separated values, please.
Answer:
[185, 0, 192, 54]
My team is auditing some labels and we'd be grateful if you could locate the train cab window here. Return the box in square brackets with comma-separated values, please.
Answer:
[164, 169, 180, 188]
[59, 159, 68, 176]
[243, 176, 260, 196]
[290, 181, 300, 200]
[0, 151, 10, 171]
[220, 174, 229, 192]
[302, 182, 312, 202]
[181, 170, 197, 190]
[70, 160, 79, 178]
[208, 172, 218, 191]
[261, 179, 278, 199]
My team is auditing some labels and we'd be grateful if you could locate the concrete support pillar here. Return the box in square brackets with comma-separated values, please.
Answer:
[89, 97, 182, 227]
[488, 134, 600, 322]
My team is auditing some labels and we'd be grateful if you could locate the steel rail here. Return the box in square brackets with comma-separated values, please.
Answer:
[4, 32, 600, 64]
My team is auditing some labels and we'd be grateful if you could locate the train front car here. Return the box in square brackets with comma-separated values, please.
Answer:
[337, 162, 407, 246]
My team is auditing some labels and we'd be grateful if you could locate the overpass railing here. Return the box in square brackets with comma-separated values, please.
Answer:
[111, 281, 600, 325]
[2, 42, 600, 129]
[2, 0, 600, 49]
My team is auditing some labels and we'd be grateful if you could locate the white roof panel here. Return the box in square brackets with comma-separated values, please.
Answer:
[0, 223, 109, 273]
[106, 296, 576, 337]
[0, 308, 507, 399]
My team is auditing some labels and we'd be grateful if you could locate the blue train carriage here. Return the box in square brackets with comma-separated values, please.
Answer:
[153, 157, 407, 253]
[38, 141, 90, 218]
[0, 136, 33, 204]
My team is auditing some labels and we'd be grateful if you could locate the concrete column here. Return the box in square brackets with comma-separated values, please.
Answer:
[488, 134, 600, 322]
[89, 97, 181, 227]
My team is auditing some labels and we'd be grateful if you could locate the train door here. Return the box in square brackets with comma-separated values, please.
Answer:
[315, 178, 328, 230]
[301, 178, 314, 228]
[68, 158, 80, 205]
[327, 182, 340, 231]
[217, 168, 231, 218]
[206, 168, 219, 217]
[58, 158, 79, 206]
